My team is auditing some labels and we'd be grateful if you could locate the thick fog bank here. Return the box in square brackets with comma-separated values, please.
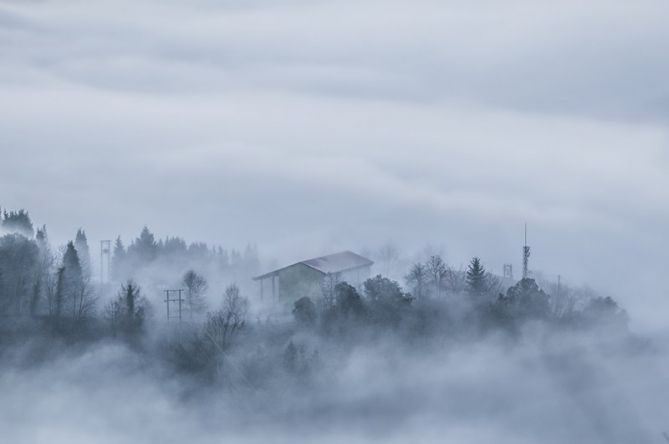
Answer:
[2, 328, 667, 444]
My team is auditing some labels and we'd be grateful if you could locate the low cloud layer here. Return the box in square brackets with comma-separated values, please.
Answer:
[2, 329, 669, 444]
[1, 0, 668, 329]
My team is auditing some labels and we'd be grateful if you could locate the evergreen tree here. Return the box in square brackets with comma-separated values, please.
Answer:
[0, 233, 39, 316]
[61, 241, 86, 319]
[53, 266, 65, 318]
[105, 280, 148, 337]
[582, 296, 628, 330]
[74, 229, 91, 280]
[162, 236, 187, 256]
[230, 249, 242, 268]
[217, 247, 229, 270]
[129, 226, 157, 265]
[243, 243, 260, 275]
[35, 225, 48, 245]
[494, 278, 550, 321]
[62, 242, 82, 284]
[188, 242, 209, 260]
[2, 209, 34, 238]
[465, 257, 487, 298]
[30, 273, 41, 317]
[35, 226, 54, 315]
[0, 269, 4, 314]
[111, 236, 126, 281]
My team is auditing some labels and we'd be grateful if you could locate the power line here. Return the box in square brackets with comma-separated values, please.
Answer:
[164, 289, 185, 323]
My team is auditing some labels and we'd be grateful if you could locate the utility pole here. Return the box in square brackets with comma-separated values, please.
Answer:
[100, 240, 111, 284]
[164, 289, 185, 323]
[503, 264, 513, 280]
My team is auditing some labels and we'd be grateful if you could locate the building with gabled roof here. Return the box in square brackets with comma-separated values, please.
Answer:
[253, 251, 373, 304]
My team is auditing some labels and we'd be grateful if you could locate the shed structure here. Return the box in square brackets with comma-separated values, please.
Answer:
[253, 251, 373, 304]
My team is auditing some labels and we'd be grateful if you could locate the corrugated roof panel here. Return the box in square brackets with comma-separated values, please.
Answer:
[253, 250, 373, 280]
[301, 251, 373, 274]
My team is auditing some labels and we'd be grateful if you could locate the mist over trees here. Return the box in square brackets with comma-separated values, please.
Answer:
[183, 270, 208, 318]
[0, 205, 650, 442]
[0, 206, 632, 348]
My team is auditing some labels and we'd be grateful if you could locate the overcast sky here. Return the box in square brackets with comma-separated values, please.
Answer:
[1, 0, 668, 330]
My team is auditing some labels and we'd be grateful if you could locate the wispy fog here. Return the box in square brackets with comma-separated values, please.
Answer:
[1, 0, 668, 442]
[2, 328, 668, 444]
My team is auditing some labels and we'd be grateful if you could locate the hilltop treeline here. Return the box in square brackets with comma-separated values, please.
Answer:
[0, 207, 630, 389]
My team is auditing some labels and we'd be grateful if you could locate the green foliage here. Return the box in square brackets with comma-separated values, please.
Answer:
[0, 234, 39, 316]
[581, 296, 628, 329]
[60, 241, 94, 322]
[491, 278, 551, 323]
[293, 296, 317, 326]
[334, 282, 366, 319]
[74, 229, 91, 279]
[182, 270, 208, 317]
[105, 281, 149, 338]
[111, 236, 126, 281]
[465, 257, 487, 298]
[2, 209, 34, 238]
[128, 226, 158, 264]
[364, 275, 405, 303]
[363, 275, 412, 325]
[0, 204, 637, 390]
[166, 288, 249, 381]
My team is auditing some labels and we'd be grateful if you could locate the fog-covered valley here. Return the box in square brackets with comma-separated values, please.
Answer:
[2, 0, 669, 442]
[3, 313, 668, 444]
[1, 210, 668, 443]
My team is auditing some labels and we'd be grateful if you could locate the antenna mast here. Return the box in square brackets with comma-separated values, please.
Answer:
[100, 240, 111, 284]
[522, 223, 531, 279]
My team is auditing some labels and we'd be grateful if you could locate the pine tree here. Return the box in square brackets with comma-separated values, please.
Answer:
[2, 209, 34, 238]
[465, 257, 487, 298]
[35, 225, 48, 245]
[105, 281, 148, 337]
[62, 241, 87, 319]
[497, 278, 550, 320]
[129, 227, 157, 264]
[0, 233, 40, 316]
[53, 266, 65, 318]
[111, 236, 126, 281]
[74, 229, 91, 280]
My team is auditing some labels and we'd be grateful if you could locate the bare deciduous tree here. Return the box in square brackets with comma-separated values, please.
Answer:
[202, 284, 249, 353]
[405, 262, 428, 300]
[426, 255, 447, 298]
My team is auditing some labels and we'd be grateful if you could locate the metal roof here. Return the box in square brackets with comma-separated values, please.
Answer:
[253, 250, 373, 280]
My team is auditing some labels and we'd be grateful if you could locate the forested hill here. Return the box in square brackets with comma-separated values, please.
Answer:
[0, 207, 632, 384]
